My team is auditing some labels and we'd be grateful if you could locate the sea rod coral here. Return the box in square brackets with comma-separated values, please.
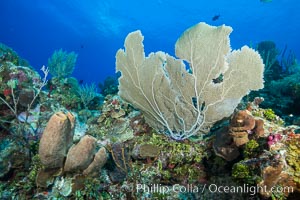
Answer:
[116, 22, 264, 140]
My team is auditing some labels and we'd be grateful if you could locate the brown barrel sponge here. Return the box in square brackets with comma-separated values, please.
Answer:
[63, 135, 97, 173]
[39, 112, 75, 169]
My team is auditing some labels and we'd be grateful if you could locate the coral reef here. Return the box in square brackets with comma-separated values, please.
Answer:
[47, 77, 82, 109]
[0, 138, 22, 178]
[90, 95, 136, 143]
[2, 25, 300, 200]
[230, 116, 300, 199]
[0, 59, 50, 189]
[0, 43, 29, 66]
[286, 136, 300, 187]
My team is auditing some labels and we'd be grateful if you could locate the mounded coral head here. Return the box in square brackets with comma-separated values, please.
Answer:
[0, 43, 29, 66]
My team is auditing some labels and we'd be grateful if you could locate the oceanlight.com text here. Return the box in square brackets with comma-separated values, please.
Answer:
[136, 183, 294, 196]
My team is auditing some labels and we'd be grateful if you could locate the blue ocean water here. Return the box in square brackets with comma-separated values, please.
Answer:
[1, 0, 299, 84]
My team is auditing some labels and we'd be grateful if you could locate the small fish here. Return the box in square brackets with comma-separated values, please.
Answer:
[260, 0, 272, 3]
[212, 14, 220, 21]
[79, 80, 84, 84]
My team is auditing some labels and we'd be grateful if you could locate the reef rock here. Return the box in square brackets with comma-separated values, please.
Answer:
[18, 88, 36, 107]
[132, 144, 160, 160]
[213, 127, 240, 161]
[258, 163, 298, 198]
[0, 138, 20, 178]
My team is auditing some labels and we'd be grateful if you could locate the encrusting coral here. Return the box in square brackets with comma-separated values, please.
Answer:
[116, 22, 264, 140]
